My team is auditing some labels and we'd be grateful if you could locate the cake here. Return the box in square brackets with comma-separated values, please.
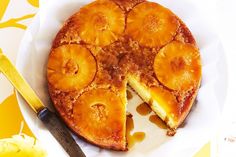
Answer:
[47, 0, 202, 151]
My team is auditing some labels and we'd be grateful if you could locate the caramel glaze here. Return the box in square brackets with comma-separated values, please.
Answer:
[148, 115, 176, 136]
[136, 102, 152, 116]
[126, 115, 146, 148]
[127, 90, 133, 100]
[149, 115, 167, 129]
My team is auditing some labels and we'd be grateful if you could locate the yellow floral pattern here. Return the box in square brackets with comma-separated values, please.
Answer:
[0, 0, 38, 30]
[0, 0, 10, 20]
[0, 94, 33, 139]
[27, 0, 39, 8]
[0, 14, 35, 30]
[0, 0, 209, 156]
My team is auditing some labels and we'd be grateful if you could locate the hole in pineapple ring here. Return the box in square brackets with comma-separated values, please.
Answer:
[170, 57, 186, 72]
[92, 12, 108, 31]
[143, 14, 160, 33]
[62, 59, 79, 75]
[91, 103, 107, 121]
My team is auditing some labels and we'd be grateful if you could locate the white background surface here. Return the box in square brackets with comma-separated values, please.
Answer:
[1, 0, 236, 156]
[216, 0, 236, 156]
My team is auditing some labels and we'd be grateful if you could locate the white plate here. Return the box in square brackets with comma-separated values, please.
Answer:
[16, 0, 227, 156]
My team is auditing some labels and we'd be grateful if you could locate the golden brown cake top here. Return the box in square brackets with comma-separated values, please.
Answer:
[47, 0, 202, 151]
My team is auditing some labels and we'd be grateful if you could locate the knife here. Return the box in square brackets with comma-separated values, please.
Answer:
[0, 49, 86, 157]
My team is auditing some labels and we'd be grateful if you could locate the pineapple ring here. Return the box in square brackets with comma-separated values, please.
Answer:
[73, 88, 125, 143]
[154, 41, 201, 90]
[75, 0, 125, 47]
[126, 1, 179, 47]
[150, 86, 179, 120]
[47, 44, 97, 91]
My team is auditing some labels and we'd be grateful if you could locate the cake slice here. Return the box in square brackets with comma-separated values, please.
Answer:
[128, 40, 201, 129]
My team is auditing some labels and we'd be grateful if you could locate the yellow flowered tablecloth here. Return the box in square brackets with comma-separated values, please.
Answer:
[0, 0, 210, 156]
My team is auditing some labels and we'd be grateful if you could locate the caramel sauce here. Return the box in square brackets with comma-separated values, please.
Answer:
[128, 132, 146, 148]
[149, 115, 167, 129]
[126, 115, 134, 132]
[126, 115, 146, 148]
[136, 102, 152, 116]
[132, 132, 145, 142]
[126, 90, 133, 100]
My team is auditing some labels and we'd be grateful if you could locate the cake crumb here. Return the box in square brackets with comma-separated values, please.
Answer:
[166, 129, 176, 136]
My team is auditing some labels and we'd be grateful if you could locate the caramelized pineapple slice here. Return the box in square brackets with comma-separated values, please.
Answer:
[47, 44, 97, 91]
[73, 88, 126, 150]
[150, 86, 179, 126]
[154, 41, 201, 90]
[126, 1, 179, 47]
[75, 0, 125, 47]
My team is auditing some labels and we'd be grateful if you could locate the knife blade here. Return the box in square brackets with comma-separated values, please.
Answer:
[0, 49, 86, 157]
[38, 108, 86, 157]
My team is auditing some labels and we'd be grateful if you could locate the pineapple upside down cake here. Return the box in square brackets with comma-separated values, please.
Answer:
[47, 0, 202, 151]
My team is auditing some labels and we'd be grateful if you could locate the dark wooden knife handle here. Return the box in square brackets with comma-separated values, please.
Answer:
[38, 108, 86, 157]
